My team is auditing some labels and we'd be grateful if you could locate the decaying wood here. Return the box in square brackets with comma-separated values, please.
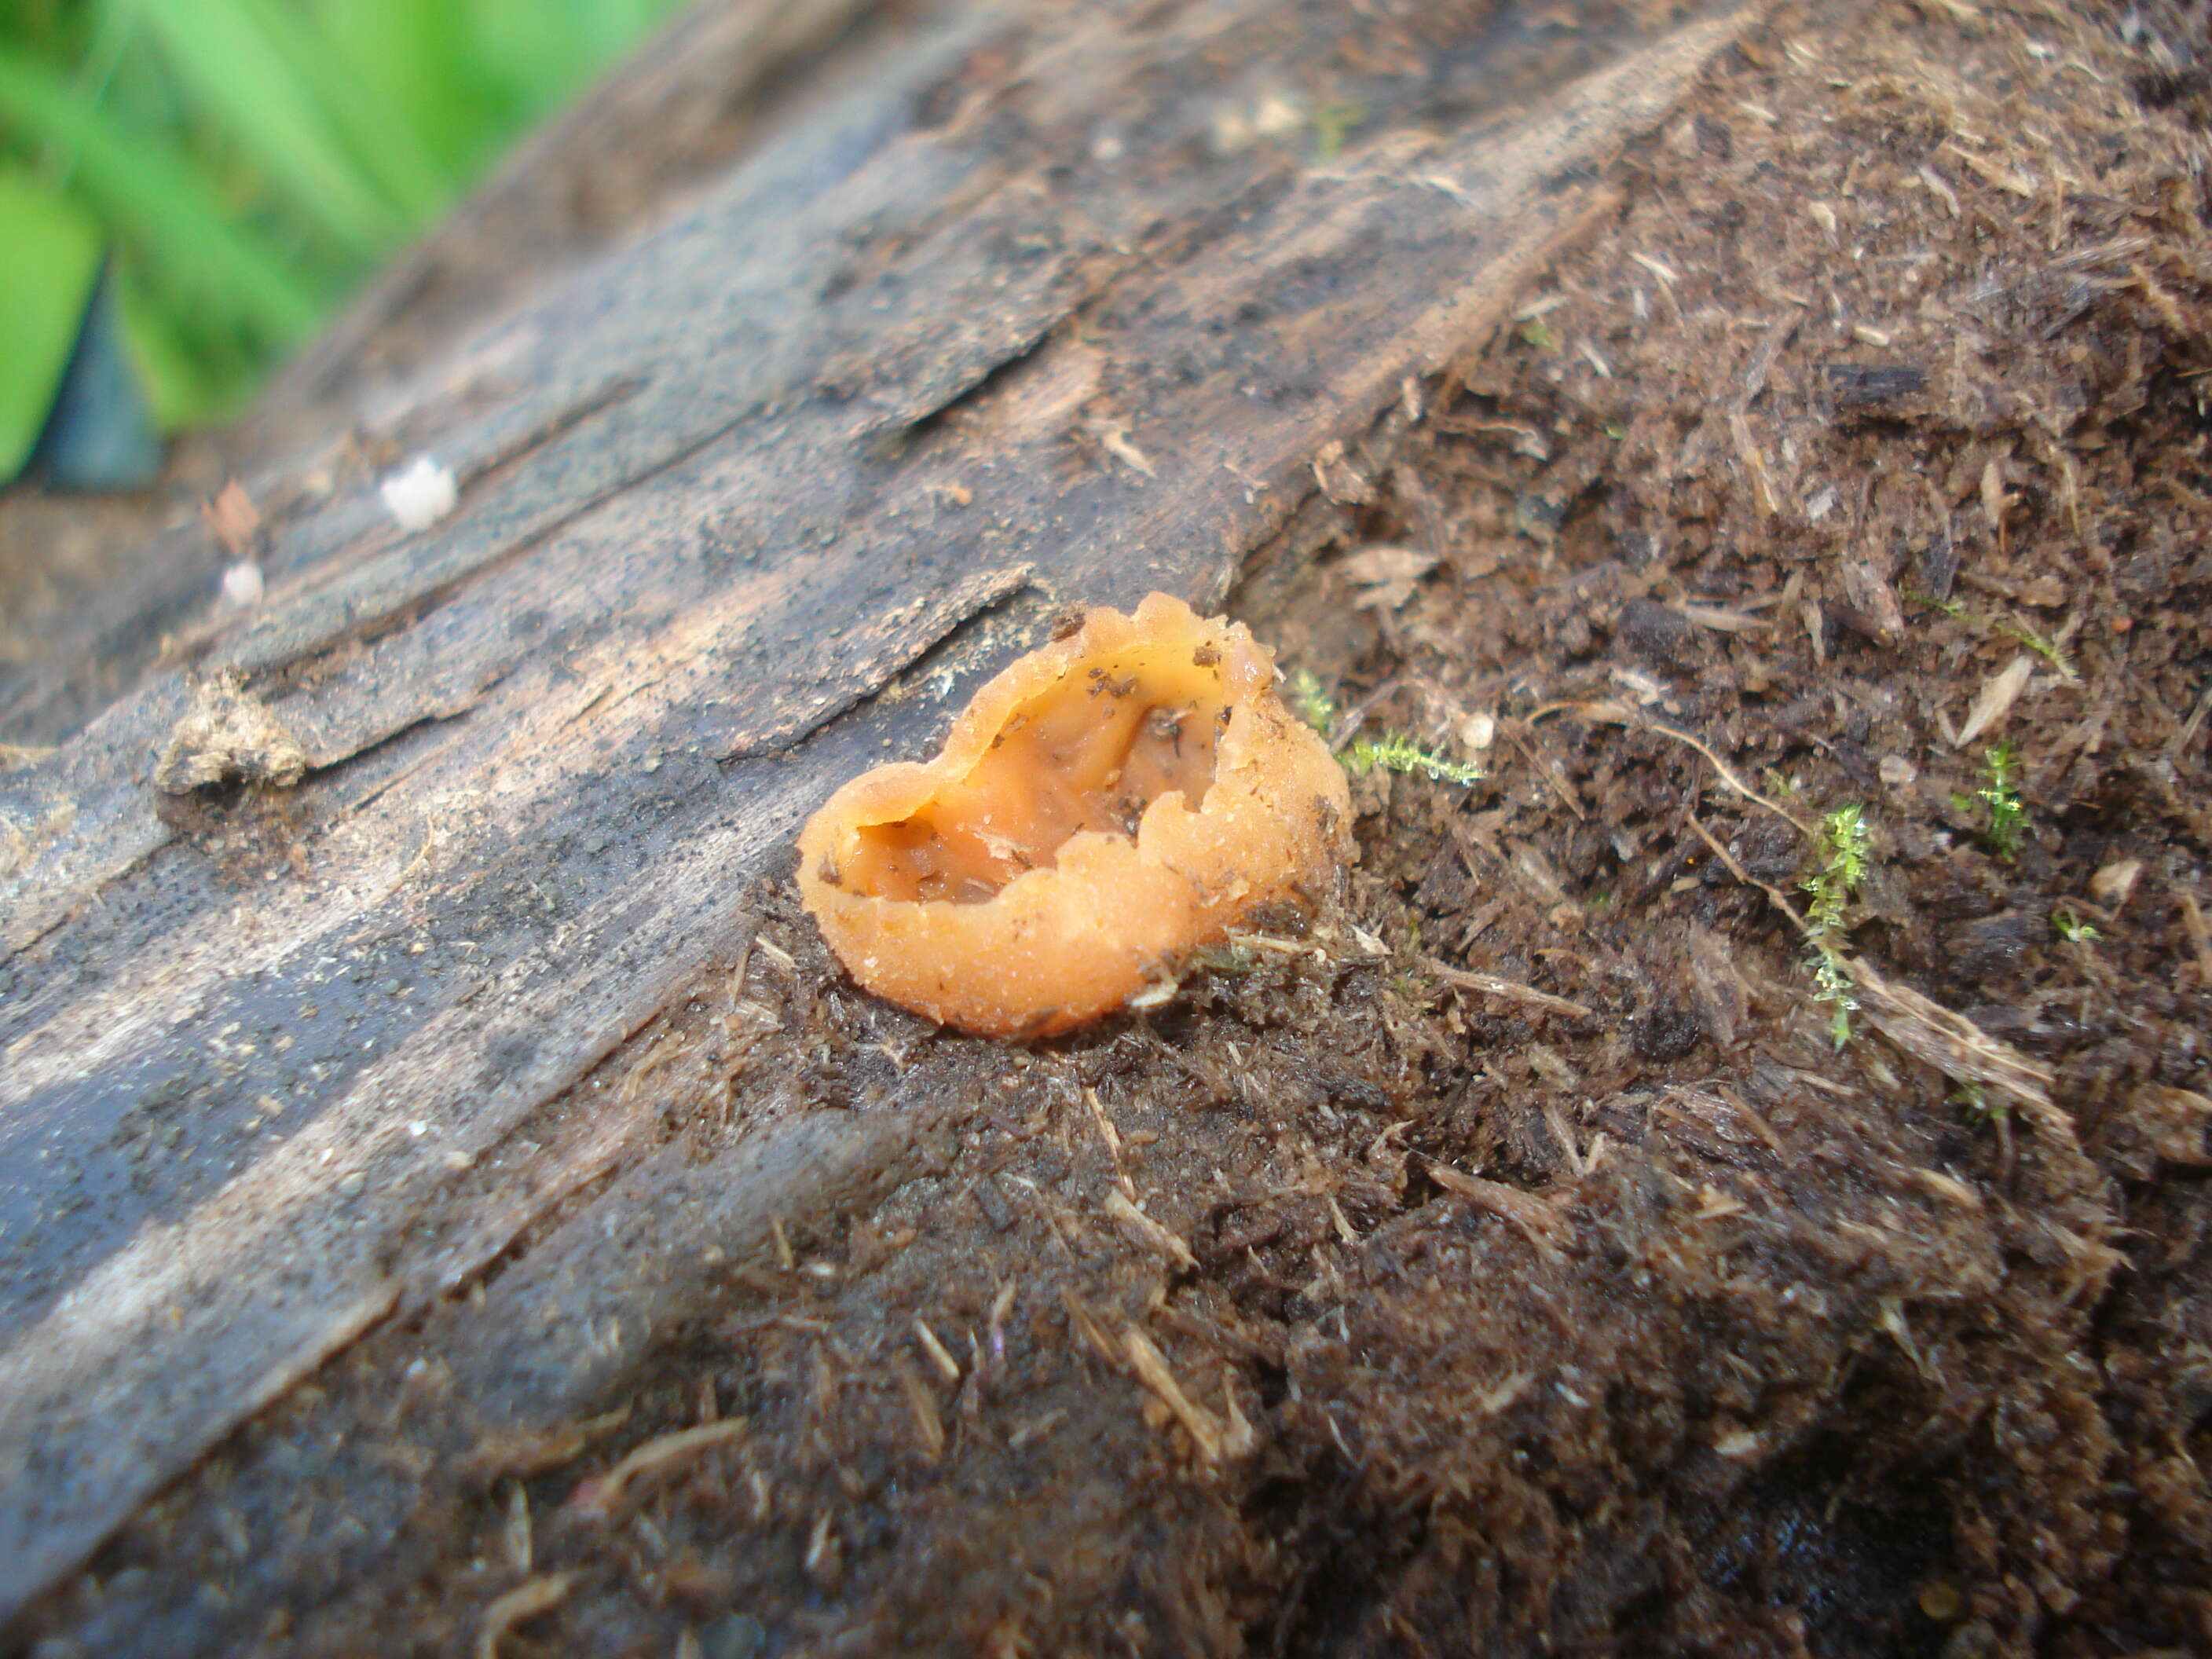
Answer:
[0, 0, 1755, 1625]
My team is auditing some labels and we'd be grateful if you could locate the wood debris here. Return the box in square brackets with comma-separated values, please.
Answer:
[566, 1419, 749, 1517]
[2131, 1085, 2212, 1170]
[1060, 1287, 1118, 1366]
[1954, 654, 2034, 747]
[463, 1405, 633, 1482]
[2089, 859, 2141, 908]
[912, 1318, 962, 1385]
[200, 479, 262, 558]
[1095, 422, 1155, 478]
[1844, 957, 2072, 1148]
[1102, 1188, 1198, 1270]
[1081, 1086, 1135, 1199]
[1674, 602, 1770, 633]
[1423, 959, 1593, 1020]
[1339, 545, 1437, 610]
[1121, 1328, 1251, 1463]
[2181, 892, 2212, 985]
[899, 1358, 947, 1462]
[1910, 1167, 1985, 1210]
[1423, 1158, 1566, 1257]
[1942, 141, 2034, 198]
[500, 1483, 533, 1577]
[154, 672, 309, 793]
[475, 1573, 573, 1659]
[1728, 411, 1781, 515]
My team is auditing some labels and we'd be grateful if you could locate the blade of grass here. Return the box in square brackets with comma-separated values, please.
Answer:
[134, 0, 406, 255]
[241, 0, 453, 222]
[5, 0, 689, 430]
[0, 170, 103, 478]
[313, 0, 504, 178]
[566, 0, 678, 65]
[464, 0, 607, 122]
[0, 47, 321, 340]
[116, 264, 229, 428]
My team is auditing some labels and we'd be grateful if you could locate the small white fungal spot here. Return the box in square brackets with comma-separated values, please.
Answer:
[219, 560, 264, 609]
[1251, 92, 1304, 139]
[379, 456, 458, 532]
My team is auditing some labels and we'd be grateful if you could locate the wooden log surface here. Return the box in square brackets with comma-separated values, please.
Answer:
[0, 0, 1752, 1624]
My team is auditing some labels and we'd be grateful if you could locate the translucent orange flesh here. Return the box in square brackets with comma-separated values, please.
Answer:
[797, 592, 1351, 1038]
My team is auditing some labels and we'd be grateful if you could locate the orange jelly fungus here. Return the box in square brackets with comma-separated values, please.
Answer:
[797, 591, 1351, 1038]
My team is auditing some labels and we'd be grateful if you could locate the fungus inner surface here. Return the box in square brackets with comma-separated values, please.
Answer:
[840, 646, 1229, 904]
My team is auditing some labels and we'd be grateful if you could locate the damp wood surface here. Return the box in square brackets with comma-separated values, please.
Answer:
[8, 0, 2212, 1654]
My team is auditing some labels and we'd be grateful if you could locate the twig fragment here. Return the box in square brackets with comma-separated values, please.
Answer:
[1845, 958, 2071, 1148]
[913, 1317, 962, 1384]
[899, 1358, 947, 1462]
[1082, 1086, 1136, 1199]
[1122, 1328, 1246, 1462]
[1682, 813, 2071, 1144]
[2181, 891, 2212, 984]
[1103, 1187, 1198, 1270]
[1423, 1159, 1565, 1257]
[476, 1573, 573, 1659]
[1955, 654, 2034, 748]
[568, 1419, 749, 1516]
[1423, 959, 1592, 1019]
[463, 1404, 632, 1481]
[1530, 700, 1809, 834]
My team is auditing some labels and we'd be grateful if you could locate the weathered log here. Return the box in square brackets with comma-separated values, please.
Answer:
[0, 0, 1750, 1628]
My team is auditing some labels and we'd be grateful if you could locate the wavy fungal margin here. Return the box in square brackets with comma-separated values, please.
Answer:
[797, 592, 1351, 1038]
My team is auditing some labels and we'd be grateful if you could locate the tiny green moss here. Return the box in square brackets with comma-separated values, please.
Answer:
[1977, 742, 2027, 862]
[2050, 909, 2100, 944]
[1800, 804, 1871, 1046]
[1286, 668, 1338, 734]
[1287, 669, 1481, 787]
[1344, 734, 1483, 789]
[1312, 100, 1364, 160]
[1954, 1080, 2005, 1125]
[1196, 943, 1260, 975]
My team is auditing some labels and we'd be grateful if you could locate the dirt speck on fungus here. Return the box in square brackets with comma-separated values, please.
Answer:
[20, 0, 2212, 1655]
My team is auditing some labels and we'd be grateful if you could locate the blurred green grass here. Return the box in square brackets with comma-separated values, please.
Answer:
[1, 0, 686, 477]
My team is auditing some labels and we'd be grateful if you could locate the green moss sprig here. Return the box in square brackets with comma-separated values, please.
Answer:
[1903, 589, 2076, 679]
[1801, 804, 1870, 1047]
[1286, 668, 1339, 734]
[1975, 742, 2027, 862]
[1342, 734, 1484, 788]
[1284, 668, 1482, 789]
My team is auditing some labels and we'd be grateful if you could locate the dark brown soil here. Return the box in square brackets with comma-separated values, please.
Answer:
[16, 0, 2212, 1656]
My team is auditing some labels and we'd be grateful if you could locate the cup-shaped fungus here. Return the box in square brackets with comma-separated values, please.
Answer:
[797, 591, 1350, 1037]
